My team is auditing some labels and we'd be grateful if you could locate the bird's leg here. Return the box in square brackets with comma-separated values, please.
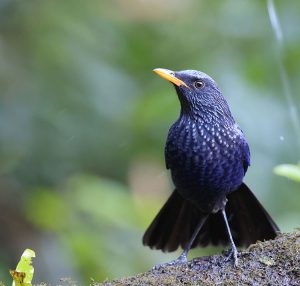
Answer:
[221, 209, 238, 267]
[175, 214, 209, 263]
[153, 214, 209, 269]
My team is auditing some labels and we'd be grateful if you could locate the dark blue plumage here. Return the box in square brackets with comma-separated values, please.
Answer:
[143, 69, 279, 267]
[165, 70, 250, 212]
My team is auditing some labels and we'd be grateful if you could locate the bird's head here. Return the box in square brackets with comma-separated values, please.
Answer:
[153, 68, 233, 123]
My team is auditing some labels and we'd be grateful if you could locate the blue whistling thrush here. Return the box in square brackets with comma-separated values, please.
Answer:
[143, 68, 279, 267]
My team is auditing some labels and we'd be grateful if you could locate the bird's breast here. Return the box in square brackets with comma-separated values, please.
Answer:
[166, 121, 244, 196]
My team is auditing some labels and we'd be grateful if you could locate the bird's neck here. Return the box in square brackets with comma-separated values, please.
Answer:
[179, 105, 235, 128]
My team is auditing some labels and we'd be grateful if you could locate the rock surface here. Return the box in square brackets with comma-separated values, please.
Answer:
[97, 231, 300, 286]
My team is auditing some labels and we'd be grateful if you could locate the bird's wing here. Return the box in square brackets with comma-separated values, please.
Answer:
[165, 124, 177, 170]
[242, 139, 250, 174]
[235, 124, 250, 174]
[164, 144, 170, 169]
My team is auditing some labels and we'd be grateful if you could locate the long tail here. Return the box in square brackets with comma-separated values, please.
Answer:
[143, 183, 279, 252]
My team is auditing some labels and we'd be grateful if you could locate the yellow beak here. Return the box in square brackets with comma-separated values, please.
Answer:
[153, 68, 189, 88]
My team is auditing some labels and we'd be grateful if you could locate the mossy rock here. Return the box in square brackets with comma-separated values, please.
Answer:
[97, 231, 300, 286]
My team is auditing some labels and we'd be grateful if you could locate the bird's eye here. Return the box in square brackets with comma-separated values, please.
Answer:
[194, 80, 205, 89]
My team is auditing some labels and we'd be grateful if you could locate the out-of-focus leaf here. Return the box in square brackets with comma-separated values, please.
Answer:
[10, 249, 35, 286]
[66, 174, 140, 227]
[25, 188, 67, 231]
[274, 163, 300, 182]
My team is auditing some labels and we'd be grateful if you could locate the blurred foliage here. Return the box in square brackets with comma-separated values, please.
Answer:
[0, 0, 300, 284]
[274, 162, 300, 182]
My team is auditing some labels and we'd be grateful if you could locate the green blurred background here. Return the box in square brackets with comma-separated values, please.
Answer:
[1, 0, 300, 284]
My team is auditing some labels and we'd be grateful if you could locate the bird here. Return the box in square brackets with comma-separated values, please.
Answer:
[143, 68, 279, 267]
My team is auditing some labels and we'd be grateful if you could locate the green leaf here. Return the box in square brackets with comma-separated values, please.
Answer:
[274, 164, 300, 182]
[25, 188, 67, 231]
[11, 249, 35, 286]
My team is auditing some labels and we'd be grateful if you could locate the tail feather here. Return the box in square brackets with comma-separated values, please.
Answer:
[143, 191, 182, 251]
[224, 183, 279, 246]
[143, 183, 279, 252]
[196, 212, 227, 247]
[143, 191, 206, 252]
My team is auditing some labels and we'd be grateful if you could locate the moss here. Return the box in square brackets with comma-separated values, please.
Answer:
[96, 231, 300, 286]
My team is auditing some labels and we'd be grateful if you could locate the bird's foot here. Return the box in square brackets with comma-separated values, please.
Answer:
[224, 247, 238, 267]
[153, 253, 188, 270]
